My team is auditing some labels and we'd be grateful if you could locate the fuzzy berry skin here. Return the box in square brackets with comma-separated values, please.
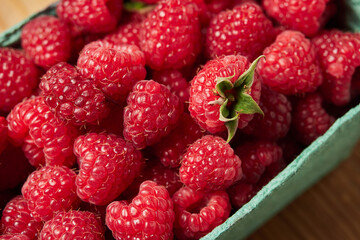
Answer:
[21, 16, 71, 68]
[243, 86, 292, 140]
[189, 55, 261, 133]
[1, 196, 43, 240]
[0, 48, 38, 112]
[123, 80, 183, 149]
[56, 0, 123, 34]
[74, 132, 143, 205]
[235, 140, 283, 184]
[258, 30, 323, 95]
[180, 135, 242, 192]
[227, 181, 255, 209]
[312, 30, 360, 106]
[173, 187, 231, 240]
[263, 0, 329, 37]
[152, 113, 203, 168]
[139, 0, 201, 70]
[206, 2, 275, 61]
[106, 181, 175, 240]
[39, 210, 104, 240]
[40, 62, 109, 126]
[0, 234, 30, 240]
[21, 165, 79, 221]
[77, 41, 146, 103]
[293, 93, 334, 145]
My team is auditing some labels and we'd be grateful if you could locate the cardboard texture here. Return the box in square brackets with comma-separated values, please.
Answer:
[1, 2, 360, 240]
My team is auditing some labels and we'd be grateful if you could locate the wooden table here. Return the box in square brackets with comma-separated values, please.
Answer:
[1, 1, 360, 239]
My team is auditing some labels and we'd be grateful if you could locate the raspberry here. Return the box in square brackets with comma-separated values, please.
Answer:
[40, 62, 109, 126]
[1, 196, 43, 240]
[263, 0, 329, 37]
[256, 159, 286, 187]
[139, 0, 201, 70]
[21, 165, 79, 221]
[243, 86, 292, 140]
[152, 113, 203, 168]
[39, 210, 104, 240]
[0, 48, 38, 112]
[21, 16, 71, 68]
[180, 135, 242, 192]
[74, 132, 143, 205]
[77, 40, 146, 103]
[0, 234, 30, 240]
[173, 187, 231, 239]
[123, 80, 183, 149]
[0, 117, 8, 153]
[56, 0, 123, 34]
[106, 181, 175, 240]
[258, 30, 323, 95]
[293, 93, 334, 145]
[7, 96, 78, 167]
[235, 140, 283, 184]
[205, 2, 275, 61]
[227, 181, 255, 209]
[312, 30, 360, 106]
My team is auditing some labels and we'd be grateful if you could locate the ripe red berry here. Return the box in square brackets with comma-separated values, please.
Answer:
[227, 181, 255, 209]
[173, 187, 231, 240]
[0, 234, 30, 240]
[106, 181, 175, 240]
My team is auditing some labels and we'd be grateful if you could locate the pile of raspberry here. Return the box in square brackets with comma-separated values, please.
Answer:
[0, 0, 359, 239]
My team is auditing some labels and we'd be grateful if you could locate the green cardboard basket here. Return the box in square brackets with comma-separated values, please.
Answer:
[1, 2, 360, 240]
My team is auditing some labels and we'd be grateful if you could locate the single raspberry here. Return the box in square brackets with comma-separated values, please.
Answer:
[0, 48, 38, 112]
[227, 181, 255, 209]
[74, 132, 143, 205]
[77, 40, 146, 103]
[172, 187, 231, 240]
[293, 93, 334, 145]
[0, 234, 30, 240]
[235, 140, 283, 184]
[189, 55, 262, 138]
[312, 30, 360, 106]
[1, 196, 43, 240]
[206, 2, 275, 61]
[180, 135, 242, 192]
[123, 80, 183, 149]
[152, 113, 203, 168]
[40, 62, 109, 126]
[21, 16, 71, 68]
[243, 86, 292, 140]
[0, 117, 8, 153]
[106, 181, 175, 240]
[139, 0, 201, 70]
[21, 165, 79, 221]
[258, 30, 323, 95]
[56, 0, 123, 34]
[7, 96, 78, 167]
[39, 210, 104, 240]
[263, 0, 329, 37]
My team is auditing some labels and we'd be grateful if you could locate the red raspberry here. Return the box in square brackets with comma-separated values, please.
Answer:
[40, 62, 109, 126]
[21, 16, 71, 68]
[206, 2, 275, 61]
[235, 140, 283, 184]
[139, 0, 201, 70]
[258, 30, 323, 95]
[263, 0, 329, 37]
[123, 80, 183, 149]
[39, 210, 104, 240]
[312, 30, 360, 106]
[180, 135, 242, 192]
[256, 158, 286, 187]
[243, 86, 292, 140]
[173, 187, 231, 240]
[0, 48, 38, 112]
[152, 113, 203, 168]
[0, 234, 30, 240]
[77, 40, 146, 103]
[293, 93, 334, 145]
[0, 117, 8, 153]
[74, 132, 143, 205]
[56, 0, 123, 34]
[1, 196, 43, 240]
[227, 181, 255, 209]
[106, 181, 175, 240]
[21, 165, 79, 221]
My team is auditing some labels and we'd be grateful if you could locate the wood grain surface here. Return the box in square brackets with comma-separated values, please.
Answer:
[1, 1, 360, 239]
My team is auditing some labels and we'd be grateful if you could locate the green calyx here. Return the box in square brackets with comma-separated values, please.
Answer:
[209, 55, 265, 143]
[124, 2, 155, 13]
